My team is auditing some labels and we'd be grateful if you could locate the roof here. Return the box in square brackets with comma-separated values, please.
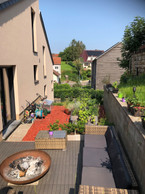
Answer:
[52, 55, 61, 65]
[81, 50, 104, 62]
[94, 42, 122, 61]
[53, 70, 60, 76]
[0, 0, 23, 10]
[52, 54, 59, 57]
[86, 50, 104, 57]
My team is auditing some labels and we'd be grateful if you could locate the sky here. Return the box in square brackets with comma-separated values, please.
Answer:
[39, 0, 145, 54]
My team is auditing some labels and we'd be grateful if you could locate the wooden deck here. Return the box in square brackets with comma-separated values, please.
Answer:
[0, 141, 83, 194]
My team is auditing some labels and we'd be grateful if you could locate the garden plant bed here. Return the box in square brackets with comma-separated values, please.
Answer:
[22, 106, 70, 141]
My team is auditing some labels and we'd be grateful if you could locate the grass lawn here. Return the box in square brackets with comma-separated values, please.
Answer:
[118, 73, 145, 106]
[61, 61, 75, 71]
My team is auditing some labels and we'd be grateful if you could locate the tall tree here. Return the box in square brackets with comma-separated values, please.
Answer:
[119, 16, 145, 69]
[59, 39, 86, 61]
[73, 57, 84, 81]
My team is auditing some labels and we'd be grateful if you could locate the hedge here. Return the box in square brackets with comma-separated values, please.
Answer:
[54, 88, 104, 103]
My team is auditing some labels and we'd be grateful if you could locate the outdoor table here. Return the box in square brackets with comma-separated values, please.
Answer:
[35, 130, 67, 150]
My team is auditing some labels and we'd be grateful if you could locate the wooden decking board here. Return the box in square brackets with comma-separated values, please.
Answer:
[0, 141, 83, 194]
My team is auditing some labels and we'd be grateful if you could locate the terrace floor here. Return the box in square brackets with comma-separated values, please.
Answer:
[0, 141, 83, 194]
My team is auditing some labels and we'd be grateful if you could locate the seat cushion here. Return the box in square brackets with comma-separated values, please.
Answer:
[112, 154, 132, 189]
[107, 139, 120, 161]
[105, 127, 114, 147]
[84, 134, 106, 148]
[83, 147, 111, 169]
[81, 167, 115, 188]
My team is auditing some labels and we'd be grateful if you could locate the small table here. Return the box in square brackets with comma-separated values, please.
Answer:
[35, 130, 67, 150]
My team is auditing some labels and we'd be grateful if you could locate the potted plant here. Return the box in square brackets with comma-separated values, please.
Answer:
[122, 97, 126, 102]
[128, 97, 144, 117]
[64, 102, 74, 115]
[48, 120, 60, 135]
[112, 81, 119, 93]
[105, 83, 114, 92]
[49, 128, 53, 136]
[126, 97, 133, 112]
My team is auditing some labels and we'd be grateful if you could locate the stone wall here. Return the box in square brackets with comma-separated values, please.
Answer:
[104, 87, 145, 194]
[131, 51, 145, 75]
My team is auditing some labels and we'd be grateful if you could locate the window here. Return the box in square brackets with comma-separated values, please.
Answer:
[43, 46, 47, 78]
[34, 65, 39, 84]
[55, 66, 58, 69]
[31, 8, 37, 53]
[44, 85, 47, 98]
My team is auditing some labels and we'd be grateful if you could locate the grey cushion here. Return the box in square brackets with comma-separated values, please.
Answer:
[105, 127, 114, 147]
[81, 167, 115, 188]
[107, 139, 120, 161]
[112, 154, 132, 189]
[84, 134, 106, 148]
[83, 147, 111, 169]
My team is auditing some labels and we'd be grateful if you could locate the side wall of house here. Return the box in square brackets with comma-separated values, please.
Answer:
[53, 65, 61, 77]
[95, 43, 124, 89]
[0, 0, 53, 124]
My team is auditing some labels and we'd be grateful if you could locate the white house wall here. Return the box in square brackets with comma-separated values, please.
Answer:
[53, 65, 61, 77]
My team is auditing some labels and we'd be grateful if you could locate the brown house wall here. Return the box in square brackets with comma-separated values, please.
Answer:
[0, 0, 54, 132]
[92, 43, 125, 90]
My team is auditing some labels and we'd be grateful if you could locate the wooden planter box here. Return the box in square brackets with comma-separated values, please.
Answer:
[35, 130, 67, 150]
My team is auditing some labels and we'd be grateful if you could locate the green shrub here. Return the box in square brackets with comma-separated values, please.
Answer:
[48, 120, 60, 131]
[54, 87, 104, 104]
[54, 83, 71, 90]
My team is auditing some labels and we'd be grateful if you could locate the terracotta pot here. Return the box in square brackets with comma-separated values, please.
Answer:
[64, 109, 71, 115]
[113, 88, 119, 93]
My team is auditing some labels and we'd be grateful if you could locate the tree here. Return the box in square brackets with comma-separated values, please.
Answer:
[73, 57, 84, 81]
[59, 39, 86, 61]
[119, 16, 145, 69]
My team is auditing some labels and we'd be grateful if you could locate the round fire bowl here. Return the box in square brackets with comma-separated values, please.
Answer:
[0, 149, 51, 185]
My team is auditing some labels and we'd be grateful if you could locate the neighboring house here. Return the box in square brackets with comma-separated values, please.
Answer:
[0, 0, 54, 136]
[81, 50, 104, 69]
[53, 70, 60, 83]
[130, 44, 145, 75]
[52, 54, 61, 78]
[91, 42, 125, 90]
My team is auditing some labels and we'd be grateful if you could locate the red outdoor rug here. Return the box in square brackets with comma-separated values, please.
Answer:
[22, 106, 70, 141]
